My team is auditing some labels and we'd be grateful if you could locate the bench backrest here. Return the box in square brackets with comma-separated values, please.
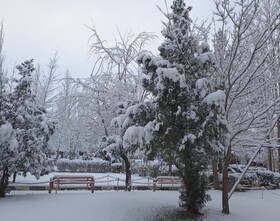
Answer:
[153, 176, 182, 184]
[51, 176, 94, 184]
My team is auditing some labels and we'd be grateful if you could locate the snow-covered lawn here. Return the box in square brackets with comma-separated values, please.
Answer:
[0, 189, 279, 221]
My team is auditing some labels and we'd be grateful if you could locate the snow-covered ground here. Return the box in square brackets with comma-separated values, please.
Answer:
[11, 172, 153, 187]
[0, 188, 279, 221]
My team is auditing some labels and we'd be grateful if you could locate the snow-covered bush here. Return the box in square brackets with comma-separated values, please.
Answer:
[111, 163, 123, 173]
[256, 170, 280, 187]
[229, 173, 258, 186]
[131, 160, 178, 177]
[56, 158, 110, 173]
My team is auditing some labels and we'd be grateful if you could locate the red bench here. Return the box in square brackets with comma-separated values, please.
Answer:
[48, 175, 95, 193]
[153, 176, 183, 191]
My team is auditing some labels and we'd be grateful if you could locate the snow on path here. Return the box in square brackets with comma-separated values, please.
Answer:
[204, 189, 280, 221]
[1, 189, 280, 221]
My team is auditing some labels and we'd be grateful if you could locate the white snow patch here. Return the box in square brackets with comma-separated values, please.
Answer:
[175, 106, 182, 116]
[123, 125, 145, 149]
[2, 188, 279, 221]
[0, 123, 18, 151]
[195, 78, 208, 98]
[154, 123, 162, 131]
[197, 52, 213, 64]
[156, 67, 186, 89]
[203, 90, 225, 106]
[144, 121, 154, 143]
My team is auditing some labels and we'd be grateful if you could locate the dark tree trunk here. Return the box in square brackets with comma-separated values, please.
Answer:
[168, 162, 172, 176]
[277, 121, 280, 171]
[222, 144, 231, 214]
[12, 172, 17, 183]
[181, 173, 203, 215]
[120, 153, 131, 191]
[268, 147, 273, 171]
[267, 135, 273, 171]
[0, 167, 10, 198]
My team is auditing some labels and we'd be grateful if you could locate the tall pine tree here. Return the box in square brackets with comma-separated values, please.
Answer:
[138, 0, 229, 214]
[10, 60, 55, 179]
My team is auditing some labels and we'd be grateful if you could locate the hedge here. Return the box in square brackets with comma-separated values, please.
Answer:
[56, 158, 110, 173]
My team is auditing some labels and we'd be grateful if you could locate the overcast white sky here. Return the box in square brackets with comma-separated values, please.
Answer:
[0, 0, 215, 78]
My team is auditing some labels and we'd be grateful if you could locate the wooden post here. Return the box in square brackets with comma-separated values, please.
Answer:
[55, 178, 59, 194]
[91, 178, 94, 193]
[48, 180, 53, 193]
[277, 121, 280, 172]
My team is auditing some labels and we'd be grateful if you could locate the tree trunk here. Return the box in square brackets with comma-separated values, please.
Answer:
[168, 162, 172, 176]
[222, 144, 231, 214]
[0, 167, 10, 198]
[268, 147, 273, 171]
[212, 159, 219, 190]
[267, 134, 273, 171]
[12, 172, 17, 183]
[120, 153, 131, 192]
[277, 121, 280, 171]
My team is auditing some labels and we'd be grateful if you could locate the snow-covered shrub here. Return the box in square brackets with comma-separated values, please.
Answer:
[132, 160, 178, 177]
[257, 171, 277, 186]
[272, 173, 280, 186]
[132, 160, 163, 177]
[229, 172, 258, 186]
[56, 158, 110, 172]
[111, 163, 123, 173]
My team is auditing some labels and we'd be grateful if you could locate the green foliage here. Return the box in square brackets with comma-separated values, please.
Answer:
[138, 0, 229, 214]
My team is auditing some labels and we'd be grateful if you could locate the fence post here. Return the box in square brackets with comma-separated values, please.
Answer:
[117, 178, 119, 192]
[48, 180, 53, 194]
[55, 178, 59, 194]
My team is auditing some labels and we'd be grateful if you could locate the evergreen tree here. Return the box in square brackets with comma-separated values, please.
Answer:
[0, 69, 18, 197]
[138, 0, 229, 214]
[0, 22, 18, 197]
[10, 60, 55, 179]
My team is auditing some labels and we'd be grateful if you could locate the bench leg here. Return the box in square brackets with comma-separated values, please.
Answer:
[48, 181, 53, 194]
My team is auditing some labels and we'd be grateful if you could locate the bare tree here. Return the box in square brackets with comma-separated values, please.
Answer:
[34, 51, 60, 108]
[79, 27, 156, 190]
[0, 21, 4, 77]
[213, 0, 280, 214]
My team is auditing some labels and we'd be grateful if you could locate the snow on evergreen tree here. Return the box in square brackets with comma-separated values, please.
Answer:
[0, 68, 18, 197]
[9, 60, 55, 179]
[0, 22, 18, 197]
[138, 0, 229, 214]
